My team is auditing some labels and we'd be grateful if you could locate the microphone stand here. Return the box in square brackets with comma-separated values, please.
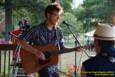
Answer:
[65, 25, 90, 77]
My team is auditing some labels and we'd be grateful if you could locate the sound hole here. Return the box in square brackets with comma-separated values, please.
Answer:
[38, 51, 51, 64]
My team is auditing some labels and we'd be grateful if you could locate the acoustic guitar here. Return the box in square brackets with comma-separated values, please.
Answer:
[20, 43, 93, 74]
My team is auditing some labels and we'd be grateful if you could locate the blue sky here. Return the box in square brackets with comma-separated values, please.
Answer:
[72, 0, 83, 8]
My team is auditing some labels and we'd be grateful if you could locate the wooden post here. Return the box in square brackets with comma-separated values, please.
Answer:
[5, 0, 13, 41]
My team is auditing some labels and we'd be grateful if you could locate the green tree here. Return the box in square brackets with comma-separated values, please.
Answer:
[73, 0, 115, 32]
[73, 5, 95, 32]
[60, 0, 72, 12]
[13, 0, 50, 25]
[79, 0, 115, 22]
[61, 12, 83, 35]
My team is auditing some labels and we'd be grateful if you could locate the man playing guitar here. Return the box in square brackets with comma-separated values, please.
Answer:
[17, 3, 81, 77]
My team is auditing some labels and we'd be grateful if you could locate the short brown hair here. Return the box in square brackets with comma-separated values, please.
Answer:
[45, 3, 63, 18]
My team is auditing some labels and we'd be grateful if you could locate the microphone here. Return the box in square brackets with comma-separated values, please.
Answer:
[63, 21, 72, 27]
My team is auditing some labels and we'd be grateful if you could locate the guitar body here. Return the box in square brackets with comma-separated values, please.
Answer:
[20, 44, 59, 74]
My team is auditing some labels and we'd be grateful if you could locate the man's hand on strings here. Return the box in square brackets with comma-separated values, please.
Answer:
[75, 46, 84, 52]
[36, 52, 46, 60]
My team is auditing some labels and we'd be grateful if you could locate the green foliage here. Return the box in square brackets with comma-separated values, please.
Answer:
[73, 6, 86, 21]
[12, 0, 50, 25]
[61, 0, 72, 12]
[61, 12, 83, 35]
[81, 0, 115, 22]
[73, 0, 115, 32]
[0, 0, 5, 4]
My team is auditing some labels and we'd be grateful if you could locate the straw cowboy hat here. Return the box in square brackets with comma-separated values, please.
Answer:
[94, 23, 115, 40]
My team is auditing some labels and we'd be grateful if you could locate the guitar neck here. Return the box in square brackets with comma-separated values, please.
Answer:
[51, 44, 93, 55]
[52, 47, 76, 55]
[61, 48, 76, 54]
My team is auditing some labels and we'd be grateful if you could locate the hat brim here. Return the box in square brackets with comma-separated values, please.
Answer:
[94, 35, 115, 40]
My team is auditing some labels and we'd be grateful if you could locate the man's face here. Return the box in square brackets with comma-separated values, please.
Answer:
[47, 11, 62, 26]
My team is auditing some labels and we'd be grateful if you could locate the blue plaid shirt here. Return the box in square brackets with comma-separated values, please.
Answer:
[23, 21, 64, 47]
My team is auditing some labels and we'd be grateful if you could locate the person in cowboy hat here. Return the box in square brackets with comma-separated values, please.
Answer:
[81, 23, 115, 77]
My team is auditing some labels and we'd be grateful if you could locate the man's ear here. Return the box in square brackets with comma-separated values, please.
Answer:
[47, 13, 50, 19]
